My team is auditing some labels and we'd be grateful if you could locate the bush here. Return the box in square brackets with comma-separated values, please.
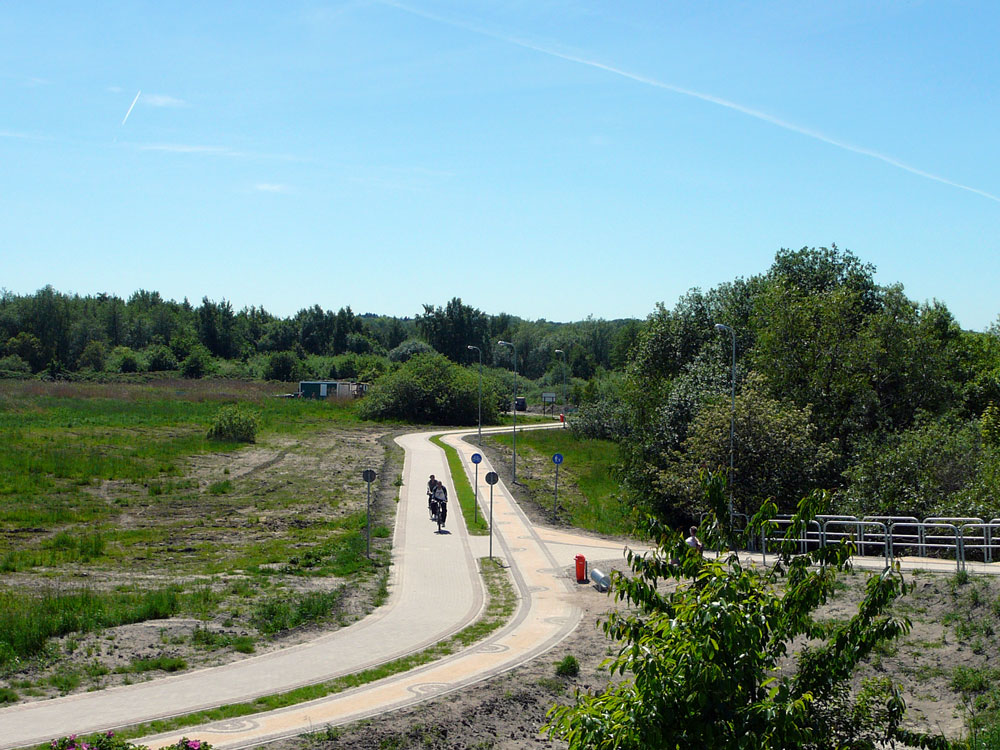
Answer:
[76, 340, 107, 371]
[145, 344, 178, 371]
[49, 732, 212, 750]
[0, 354, 31, 376]
[556, 654, 580, 677]
[264, 350, 304, 382]
[207, 405, 260, 443]
[358, 352, 500, 425]
[110, 346, 140, 373]
[181, 346, 212, 379]
[388, 338, 435, 363]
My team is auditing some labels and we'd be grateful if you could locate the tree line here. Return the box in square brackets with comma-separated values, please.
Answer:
[573, 245, 1000, 525]
[0, 288, 638, 382]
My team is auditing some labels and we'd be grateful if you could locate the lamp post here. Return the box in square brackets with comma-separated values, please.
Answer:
[554, 349, 567, 413]
[714, 323, 736, 533]
[467, 344, 482, 445]
[498, 340, 517, 483]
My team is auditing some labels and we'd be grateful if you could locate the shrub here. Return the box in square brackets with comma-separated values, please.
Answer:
[146, 344, 178, 371]
[388, 338, 435, 363]
[110, 346, 140, 373]
[556, 654, 580, 677]
[207, 405, 260, 443]
[5, 332, 45, 371]
[49, 732, 213, 750]
[76, 340, 107, 371]
[0, 354, 31, 376]
[181, 346, 212, 379]
[264, 350, 304, 382]
[359, 352, 500, 425]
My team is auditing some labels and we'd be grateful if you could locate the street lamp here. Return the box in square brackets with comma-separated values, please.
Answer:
[467, 345, 482, 445]
[554, 349, 567, 414]
[714, 323, 736, 533]
[498, 340, 517, 483]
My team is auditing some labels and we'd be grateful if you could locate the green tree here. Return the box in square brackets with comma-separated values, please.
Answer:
[145, 344, 178, 372]
[181, 345, 212, 379]
[264, 350, 304, 382]
[6, 332, 46, 372]
[76, 340, 107, 371]
[416, 298, 490, 364]
[359, 352, 501, 425]
[655, 372, 840, 519]
[388, 338, 435, 363]
[545, 474, 947, 750]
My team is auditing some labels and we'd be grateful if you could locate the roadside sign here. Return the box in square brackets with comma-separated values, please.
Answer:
[485, 471, 499, 485]
[471, 453, 482, 464]
[552, 453, 563, 465]
[362, 469, 376, 483]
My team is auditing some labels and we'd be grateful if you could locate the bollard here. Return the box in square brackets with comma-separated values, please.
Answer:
[590, 567, 610, 592]
[575, 554, 587, 583]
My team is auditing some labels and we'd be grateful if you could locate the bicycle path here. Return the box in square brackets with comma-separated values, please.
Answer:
[0, 429, 487, 749]
[1, 423, 609, 750]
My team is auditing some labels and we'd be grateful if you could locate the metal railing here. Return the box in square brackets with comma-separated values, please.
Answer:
[750, 513, 1000, 573]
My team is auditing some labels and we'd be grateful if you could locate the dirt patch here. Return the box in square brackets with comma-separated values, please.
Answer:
[265, 562, 996, 749]
[0, 426, 406, 706]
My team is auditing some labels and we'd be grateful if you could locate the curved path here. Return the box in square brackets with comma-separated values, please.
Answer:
[0, 424, 629, 750]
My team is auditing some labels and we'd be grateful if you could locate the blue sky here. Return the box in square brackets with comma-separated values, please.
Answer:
[2, 1, 998, 330]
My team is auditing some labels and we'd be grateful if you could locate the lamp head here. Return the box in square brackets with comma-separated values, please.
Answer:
[554, 349, 564, 354]
[714, 323, 728, 333]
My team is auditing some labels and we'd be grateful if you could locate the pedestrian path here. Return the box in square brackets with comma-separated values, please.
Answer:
[0, 429, 486, 749]
[0, 423, 610, 750]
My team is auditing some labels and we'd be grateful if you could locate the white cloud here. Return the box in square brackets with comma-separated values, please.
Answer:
[381, 0, 1000, 205]
[138, 143, 235, 155]
[144, 94, 187, 107]
[255, 183, 291, 193]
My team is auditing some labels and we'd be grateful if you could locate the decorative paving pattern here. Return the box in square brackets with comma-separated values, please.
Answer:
[206, 718, 260, 733]
[408, 682, 450, 697]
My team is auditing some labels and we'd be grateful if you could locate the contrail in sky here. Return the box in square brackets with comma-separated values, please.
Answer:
[121, 90, 141, 126]
[381, 1, 1000, 204]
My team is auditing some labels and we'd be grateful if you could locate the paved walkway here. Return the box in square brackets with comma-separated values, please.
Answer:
[6, 422, 988, 750]
[1, 423, 611, 750]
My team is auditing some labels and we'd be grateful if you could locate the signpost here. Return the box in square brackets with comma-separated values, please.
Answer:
[541, 391, 556, 415]
[485, 470, 499, 560]
[471, 453, 482, 523]
[362, 469, 376, 558]
[552, 453, 563, 523]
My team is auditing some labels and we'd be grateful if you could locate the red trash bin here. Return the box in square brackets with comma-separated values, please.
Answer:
[575, 554, 587, 583]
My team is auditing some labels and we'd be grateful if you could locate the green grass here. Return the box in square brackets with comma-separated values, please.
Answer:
[115, 655, 188, 674]
[488, 429, 630, 535]
[95, 557, 516, 745]
[0, 379, 360, 531]
[430, 435, 490, 535]
[0, 586, 182, 669]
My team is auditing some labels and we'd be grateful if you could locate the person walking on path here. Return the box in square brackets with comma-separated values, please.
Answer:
[685, 525, 704, 555]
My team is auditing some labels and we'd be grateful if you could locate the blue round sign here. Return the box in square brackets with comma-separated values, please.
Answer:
[471, 453, 482, 464]
[552, 453, 564, 465]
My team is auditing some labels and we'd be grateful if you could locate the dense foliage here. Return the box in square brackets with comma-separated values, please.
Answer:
[0, 290, 635, 382]
[357, 352, 505, 425]
[3, 246, 999, 518]
[207, 404, 260, 443]
[600, 245, 1000, 524]
[545, 474, 953, 750]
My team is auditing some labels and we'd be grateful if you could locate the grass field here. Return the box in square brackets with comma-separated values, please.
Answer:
[0, 379, 392, 696]
[487, 428, 631, 536]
